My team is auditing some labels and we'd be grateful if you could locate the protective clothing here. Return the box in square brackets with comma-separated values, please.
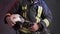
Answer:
[4, 0, 52, 34]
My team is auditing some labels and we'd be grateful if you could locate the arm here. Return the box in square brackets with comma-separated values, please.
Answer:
[29, 0, 52, 32]
[40, 0, 52, 28]
[4, 2, 19, 24]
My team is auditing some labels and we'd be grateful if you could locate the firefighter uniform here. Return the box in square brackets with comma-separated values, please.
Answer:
[4, 0, 52, 34]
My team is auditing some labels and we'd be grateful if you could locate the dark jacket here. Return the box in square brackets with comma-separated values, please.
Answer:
[4, 0, 52, 33]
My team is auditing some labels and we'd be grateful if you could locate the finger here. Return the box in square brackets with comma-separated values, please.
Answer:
[7, 18, 15, 26]
[10, 16, 16, 24]
[7, 21, 14, 27]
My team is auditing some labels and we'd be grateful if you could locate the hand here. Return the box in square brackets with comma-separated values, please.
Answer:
[6, 16, 15, 27]
[30, 23, 39, 32]
[6, 14, 21, 27]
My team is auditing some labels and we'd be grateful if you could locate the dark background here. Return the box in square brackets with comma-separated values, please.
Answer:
[0, 0, 60, 34]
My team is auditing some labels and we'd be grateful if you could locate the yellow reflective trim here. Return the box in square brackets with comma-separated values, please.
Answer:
[25, 5, 27, 10]
[22, 5, 27, 10]
[37, 6, 43, 17]
[36, 17, 40, 23]
[43, 19, 50, 27]
[19, 27, 30, 33]
[23, 12, 27, 19]
[36, 6, 43, 23]
[23, 12, 24, 17]
[22, 6, 24, 10]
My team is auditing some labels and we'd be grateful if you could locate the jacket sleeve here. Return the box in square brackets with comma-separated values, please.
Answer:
[4, 2, 20, 24]
[39, 0, 52, 28]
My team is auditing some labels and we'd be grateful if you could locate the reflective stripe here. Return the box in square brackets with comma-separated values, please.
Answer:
[43, 19, 49, 27]
[22, 5, 27, 10]
[20, 6, 43, 33]
[36, 17, 40, 23]
[23, 12, 27, 19]
[19, 27, 30, 33]
[36, 6, 43, 23]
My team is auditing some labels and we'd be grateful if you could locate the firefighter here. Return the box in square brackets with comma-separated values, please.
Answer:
[4, 0, 52, 34]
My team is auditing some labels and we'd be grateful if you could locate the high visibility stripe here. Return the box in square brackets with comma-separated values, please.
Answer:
[20, 6, 43, 33]
[43, 19, 50, 27]
[23, 13, 24, 17]
[36, 6, 43, 23]
[19, 27, 30, 33]
[36, 17, 40, 23]
[23, 12, 27, 19]
[22, 5, 27, 10]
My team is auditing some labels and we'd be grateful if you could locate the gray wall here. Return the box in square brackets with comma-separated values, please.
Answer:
[0, 0, 60, 34]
